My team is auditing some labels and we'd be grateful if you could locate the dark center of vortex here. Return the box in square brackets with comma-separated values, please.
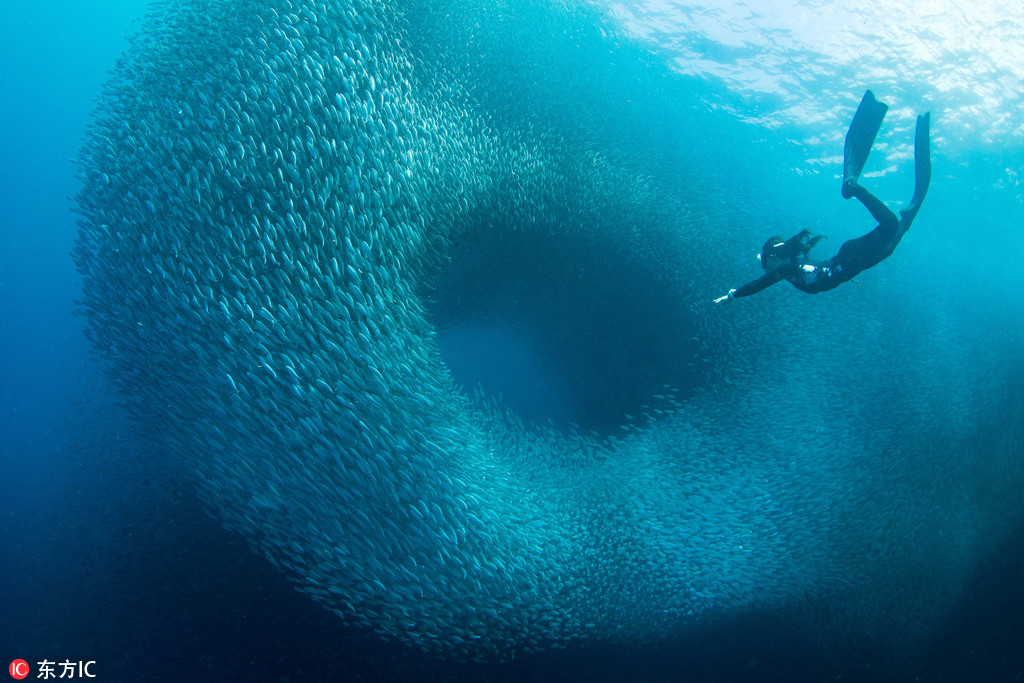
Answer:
[426, 227, 708, 435]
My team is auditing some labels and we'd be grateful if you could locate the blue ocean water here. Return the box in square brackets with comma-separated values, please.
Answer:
[2, 1, 1022, 681]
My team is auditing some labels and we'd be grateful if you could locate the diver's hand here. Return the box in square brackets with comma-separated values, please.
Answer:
[713, 289, 736, 304]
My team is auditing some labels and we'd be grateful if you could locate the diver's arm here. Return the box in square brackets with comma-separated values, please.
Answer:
[715, 270, 784, 303]
[734, 270, 784, 297]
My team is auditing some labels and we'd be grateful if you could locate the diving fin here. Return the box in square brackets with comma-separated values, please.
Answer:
[899, 111, 931, 224]
[843, 90, 889, 196]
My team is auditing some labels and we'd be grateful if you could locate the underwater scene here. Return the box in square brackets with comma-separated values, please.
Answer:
[2, 0, 1023, 680]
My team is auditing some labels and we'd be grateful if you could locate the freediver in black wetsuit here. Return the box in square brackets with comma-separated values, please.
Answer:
[715, 90, 931, 303]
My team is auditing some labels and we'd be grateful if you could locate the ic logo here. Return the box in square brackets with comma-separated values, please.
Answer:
[9, 660, 29, 680]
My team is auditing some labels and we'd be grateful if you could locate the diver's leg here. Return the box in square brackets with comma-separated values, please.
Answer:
[831, 106, 929, 282]
[832, 208, 906, 278]
[832, 236, 876, 281]
[845, 180, 899, 231]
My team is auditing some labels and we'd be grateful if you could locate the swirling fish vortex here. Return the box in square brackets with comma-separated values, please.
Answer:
[74, 0, 1023, 659]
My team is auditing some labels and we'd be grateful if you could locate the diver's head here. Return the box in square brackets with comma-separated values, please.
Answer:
[758, 236, 786, 272]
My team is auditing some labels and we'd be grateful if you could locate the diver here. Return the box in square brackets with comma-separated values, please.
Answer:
[715, 90, 931, 303]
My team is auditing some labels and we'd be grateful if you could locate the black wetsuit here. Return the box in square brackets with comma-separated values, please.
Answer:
[733, 182, 908, 298]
